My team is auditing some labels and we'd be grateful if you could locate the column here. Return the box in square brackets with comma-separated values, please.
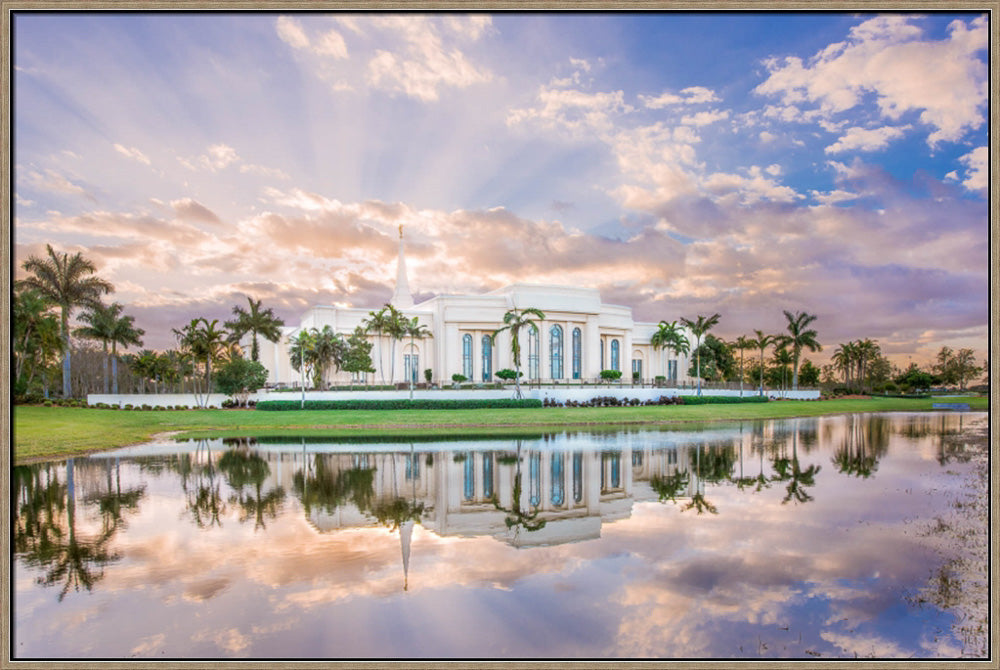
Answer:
[585, 317, 600, 379]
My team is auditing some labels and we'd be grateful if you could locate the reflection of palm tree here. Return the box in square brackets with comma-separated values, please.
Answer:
[16, 459, 121, 601]
[183, 440, 227, 529]
[87, 458, 146, 535]
[832, 414, 887, 478]
[218, 449, 286, 530]
[492, 441, 546, 534]
[650, 470, 690, 504]
[293, 455, 375, 515]
[683, 446, 718, 515]
[771, 421, 821, 504]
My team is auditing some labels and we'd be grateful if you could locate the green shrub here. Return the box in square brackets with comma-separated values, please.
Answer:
[451, 374, 468, 383]
[677, 395, 769, 405]
[256, 398, 543, 411]
[43, 400, 53, 407]
[600, 369, 623, 381]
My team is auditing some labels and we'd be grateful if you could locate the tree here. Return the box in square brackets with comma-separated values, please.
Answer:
[491, 307, 545, 399]
[402, 316, 432, 400]
[173, 318, 228, 405]
[950, 349, 983, 391]
[798, 359, 821, 387]
[18, 245, 114, 397]
[363, 305, 403, 385]
[751, 330, 777, 397]
[680, 313, 720, 396]
[341, 326, 376, 388]
[73, 302, 124, 394]
[779, 310, 821, 390]
[734, 335, 754, 396]
[13, 289, 61, 393]
[224, 297, 285, 363]
[833, 341, 857, 388]
[686, 334, 735, 383]
[651, 320, 689, 383]
[215, 358, 269, 407]
[106, 305, 144, 395]
[772, 346, 794, 394]
[309, 326, 346, 390]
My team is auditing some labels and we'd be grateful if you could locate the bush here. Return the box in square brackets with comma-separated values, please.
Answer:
[451, 374, 468, 383]
[43, 400, 53, 407]
[496, 369, 523, 381]
[600, 369, 623, 381]
[424, 369, 433, 383]
[256, 398, 543, 411]
[676, 395, 769, 405]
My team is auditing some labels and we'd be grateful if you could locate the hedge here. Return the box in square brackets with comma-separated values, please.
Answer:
[676, 395, 769, 405]
[255, 399, 543, 411]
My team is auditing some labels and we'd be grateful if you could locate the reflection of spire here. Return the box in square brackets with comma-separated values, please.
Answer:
[391, 225, 414, 308]
[400, 519, 413, 591]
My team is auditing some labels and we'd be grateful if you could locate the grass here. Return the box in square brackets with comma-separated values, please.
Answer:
[12, 395, 989, 465]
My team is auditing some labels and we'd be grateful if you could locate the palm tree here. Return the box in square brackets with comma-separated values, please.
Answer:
[106, 307, 144, 395]
[680, 314, 720, 396]
[779, 310, 822, 390]
[403, 317, 432, 400]
[13, 289, 60, 385]
[73, 302, 121, 394]
[18, 245, 114, 397]
[651, 320, 689, 385]
[173, 318, 228, 405]
[734, 335, 754, 397]
[309, 326, 345, 390]
[384, 304, 407, 385]
[752, 330, 777, 397]
[224, 297, 285, 363]
[288, 330, 315, 406]
[853, 338, 880, 393]
[832, 341, 856, 389]
[363, 306, 393, 386]
[491, 307, 545, 399]
[773, 346, 794, 395]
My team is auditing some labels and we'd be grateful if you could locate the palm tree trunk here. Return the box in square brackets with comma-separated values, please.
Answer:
[792, 349, 799, 390]
[61, 308, 71, 398]
[111, 351, 119, 395]
[103, 344, 110, 395]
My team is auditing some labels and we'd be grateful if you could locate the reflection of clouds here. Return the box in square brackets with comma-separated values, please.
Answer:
[129, 633, 166, 656]
[192, 627, 252, 656]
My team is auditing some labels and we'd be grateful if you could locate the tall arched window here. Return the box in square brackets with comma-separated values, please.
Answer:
[528, 327, 539, 379]
[529, 452, 541, 507]
[550, 325, 563, 379]
[462, 334, 473, 379]
[481, 334, 492, 381]
[573, 452, 583, 503]
[611, 339, 620, 371]
[483, 453, 494, 499]
[572, 328, 582, 379]
[551, 453, 564, 506]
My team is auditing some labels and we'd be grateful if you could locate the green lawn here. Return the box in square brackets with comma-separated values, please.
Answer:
[12, 395, 989, 464]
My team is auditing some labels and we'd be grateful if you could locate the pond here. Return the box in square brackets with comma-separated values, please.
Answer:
[12, 412, 988, 660]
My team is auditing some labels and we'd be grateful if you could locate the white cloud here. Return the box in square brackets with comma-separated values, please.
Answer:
[825, 125, 909, 154]
[641, 86, 719, 108]
[113, 143, 151, 165]
[364, 16, 491, 102]
[756, 15, 987, 147]
[681, 109, 730, 127]
[180, 144, 240, 172]
[955, 146, 987, 191]
[276, 16, 310, 50]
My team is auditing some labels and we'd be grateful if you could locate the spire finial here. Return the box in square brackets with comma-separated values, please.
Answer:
[399, 224, 403, 239]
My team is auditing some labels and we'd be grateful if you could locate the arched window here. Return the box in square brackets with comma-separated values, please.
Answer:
[550, 325, 563, 379]
[551, 453, 564, 506]
[481, 334, 492, 381]
[573, 452, 583, 503]
[611, 339, 620, 371]
[463, 453, 474, 501]
[462, 334, 473, 379]
[528, 327, 539, 379]
[483, 453, 494, 499]
[529, 452, 541, 507]
[572, 328, 582, 379]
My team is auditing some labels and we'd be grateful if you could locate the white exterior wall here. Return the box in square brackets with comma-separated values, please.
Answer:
[257, 283, 696, 389]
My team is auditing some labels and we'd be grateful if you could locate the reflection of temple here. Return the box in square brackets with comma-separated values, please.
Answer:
[226, 431, 733, 548]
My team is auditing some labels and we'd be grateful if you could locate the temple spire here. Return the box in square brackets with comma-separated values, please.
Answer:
[391, 224, 414, 308]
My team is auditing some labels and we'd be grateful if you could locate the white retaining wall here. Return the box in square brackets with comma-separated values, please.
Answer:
[89, 386, 820, 408]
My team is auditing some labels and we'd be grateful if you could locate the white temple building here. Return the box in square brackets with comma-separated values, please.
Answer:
[257, 229, 693, 388]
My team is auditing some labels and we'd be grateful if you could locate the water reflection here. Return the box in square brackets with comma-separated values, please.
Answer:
[11, 412, 987, 660]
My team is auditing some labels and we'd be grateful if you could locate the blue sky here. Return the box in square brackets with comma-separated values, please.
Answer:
[12, 11, 989, 365]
